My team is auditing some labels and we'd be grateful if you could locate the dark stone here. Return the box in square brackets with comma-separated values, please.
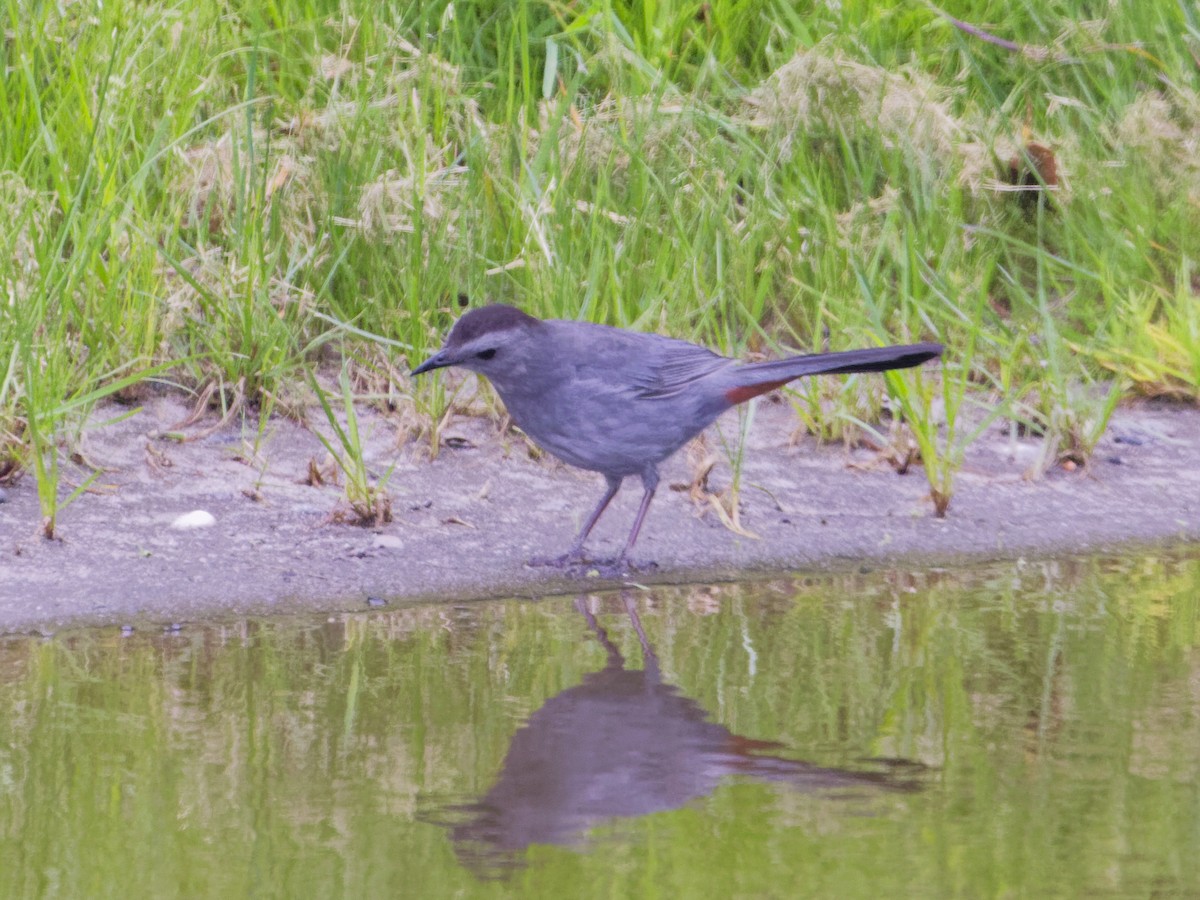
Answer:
[1113, 431, 1148, 446]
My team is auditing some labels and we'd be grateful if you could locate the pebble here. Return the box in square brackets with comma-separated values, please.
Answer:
[366, 596, 388, 608]
[170, 510, 216, 530]
[0, 487, 7, 503]
[372, 534, 403, 551]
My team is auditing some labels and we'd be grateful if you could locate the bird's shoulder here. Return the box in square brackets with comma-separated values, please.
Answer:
[545, 320, 730, 399]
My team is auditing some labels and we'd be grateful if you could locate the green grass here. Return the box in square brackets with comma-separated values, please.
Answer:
[2, 0, 1198, 531]
[310, 359, 397, 525]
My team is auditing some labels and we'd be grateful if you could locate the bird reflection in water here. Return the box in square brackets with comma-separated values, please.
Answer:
[438, 594, 920, 874]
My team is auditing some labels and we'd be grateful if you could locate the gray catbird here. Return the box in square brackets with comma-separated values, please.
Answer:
[412, 304, 942, 568]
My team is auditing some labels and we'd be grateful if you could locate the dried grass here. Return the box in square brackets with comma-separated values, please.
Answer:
[745, 46, 962, 165]
[173, 129, 315, 243]
[1114, 89, 1200, 203]
[0, 173, 54, 298]
[744, 45, 1072, 204]
[554, 96, 704, 173]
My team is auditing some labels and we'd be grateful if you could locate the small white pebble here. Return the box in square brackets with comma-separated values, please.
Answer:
[170, 510, 216, 530]
[372, 534, 403, 551]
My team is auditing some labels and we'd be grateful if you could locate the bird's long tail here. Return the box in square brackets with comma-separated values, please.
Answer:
[724, 342, 943, 404]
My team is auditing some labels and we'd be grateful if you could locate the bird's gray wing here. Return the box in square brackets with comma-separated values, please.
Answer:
[630, 338, 733, 400]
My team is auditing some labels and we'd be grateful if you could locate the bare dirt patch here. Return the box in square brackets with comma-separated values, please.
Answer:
[1, 394, 1197, 635]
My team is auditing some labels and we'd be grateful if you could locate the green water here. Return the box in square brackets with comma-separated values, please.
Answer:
[2, 553, 1199, 898]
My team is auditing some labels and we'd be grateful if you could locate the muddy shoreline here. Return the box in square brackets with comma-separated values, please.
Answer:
[1, 394, 1197, 635]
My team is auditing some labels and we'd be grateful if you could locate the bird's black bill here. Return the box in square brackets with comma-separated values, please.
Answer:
[411, 350, 451, 377]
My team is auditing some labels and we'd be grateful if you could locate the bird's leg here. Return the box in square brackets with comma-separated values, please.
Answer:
[574, 595, 625, 669]
[611, 468, 659, 571]
[528, 475, 623, 568]
[583, 475, 659, 578]
[621, 592, 660, 680]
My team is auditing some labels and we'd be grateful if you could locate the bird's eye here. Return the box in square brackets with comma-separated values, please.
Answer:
[477, 348, 497, 360]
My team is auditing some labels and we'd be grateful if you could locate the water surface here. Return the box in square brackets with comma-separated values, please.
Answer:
[2, 552, 1198, 896]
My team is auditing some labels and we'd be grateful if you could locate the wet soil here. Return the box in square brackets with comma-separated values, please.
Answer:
[1, 392, 1197, 635]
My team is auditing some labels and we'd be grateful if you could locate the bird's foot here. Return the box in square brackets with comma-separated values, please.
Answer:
[527, 549, 587, 569]
[526, 551, 657, 579]
[583, 556, 658, 579]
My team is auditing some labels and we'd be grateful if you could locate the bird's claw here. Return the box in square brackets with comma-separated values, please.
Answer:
[527, 551, 656, 579]
[588, 556, 658, 578]
[527, 550, 587, 569]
